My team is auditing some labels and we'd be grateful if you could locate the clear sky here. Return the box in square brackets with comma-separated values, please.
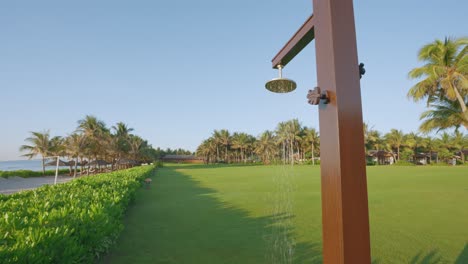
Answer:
[0, 0, 466, 161]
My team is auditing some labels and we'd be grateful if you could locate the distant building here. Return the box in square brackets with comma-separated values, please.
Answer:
[161, 155, 204, 164]
[413, 153, 431, 165]
[366, 150, 396, 165]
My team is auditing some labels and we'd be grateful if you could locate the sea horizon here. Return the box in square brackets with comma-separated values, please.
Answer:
[0, 159, 70, 172]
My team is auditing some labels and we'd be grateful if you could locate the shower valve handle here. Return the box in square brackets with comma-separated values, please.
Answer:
[307, 87, 329, 105]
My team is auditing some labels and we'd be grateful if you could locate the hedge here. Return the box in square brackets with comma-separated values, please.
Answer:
[0, 165, 154, 263]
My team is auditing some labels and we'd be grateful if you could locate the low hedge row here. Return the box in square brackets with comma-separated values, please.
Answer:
[0, 165, 154, 263]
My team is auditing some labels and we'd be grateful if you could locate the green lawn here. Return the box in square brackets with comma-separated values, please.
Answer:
[103, 164, 468, 264]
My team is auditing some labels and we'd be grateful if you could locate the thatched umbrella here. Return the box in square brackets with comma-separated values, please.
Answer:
[67, 160, 79, 166]
[45, 159, 69, 166]
[87, 160, 110, 166]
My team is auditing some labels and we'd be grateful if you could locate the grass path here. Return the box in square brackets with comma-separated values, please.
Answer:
[103, 165, 468, 264]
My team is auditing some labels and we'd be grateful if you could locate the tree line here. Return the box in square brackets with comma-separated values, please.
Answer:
[20, 115, 159, 175]
[196, 119, 467, 165]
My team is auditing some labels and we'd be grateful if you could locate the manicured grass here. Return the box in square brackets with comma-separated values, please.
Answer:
[103, 164, 468, 264]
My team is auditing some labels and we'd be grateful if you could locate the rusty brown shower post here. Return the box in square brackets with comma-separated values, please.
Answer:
[270, 0, 371, 263]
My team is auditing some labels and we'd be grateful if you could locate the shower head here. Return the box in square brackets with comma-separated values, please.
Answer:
[265, 65, 297, 93]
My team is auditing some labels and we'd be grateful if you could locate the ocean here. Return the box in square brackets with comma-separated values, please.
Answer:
[0, 159, 69, 171]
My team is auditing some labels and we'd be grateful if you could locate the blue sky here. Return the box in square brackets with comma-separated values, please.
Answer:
[0, 0, 466, 161]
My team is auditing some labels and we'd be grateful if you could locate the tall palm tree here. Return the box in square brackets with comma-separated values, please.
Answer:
[66, 133, 87, 177]
[367, 130, 384, 151]
[212, 130, 223, 162]
[276, 119, 302, 164]
[451, 131, 467, 163]
[419, 97, 468, 133]
[215, 129, 231, 163]
[19, 131, 54, 175]
[112, 122, 134, 138]
[128, 135, 144, 161]
[424, 136, 439, 164]
[303, 127, 320, 165]
[385, 129, 404, 161]
[111, 122, 134, 161]
[231, 132, 249, 163]
[255, 131, 277, 164]
[197, 138, 217, 163]
[408, 37, 468, 129]
[77, 115, 109, 161]
[404, 133, 427, 163]
[436, 132, 456, 163]
[363, 122, 377, 152]
[437, 132, 454, 151]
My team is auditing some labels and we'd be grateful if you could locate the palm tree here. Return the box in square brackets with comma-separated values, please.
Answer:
[255, 131, 277, 164]
[419, 97, 468, 133]
[128, 135, 144, 161]
[303, 127, 319, 165]
[66, 133, 87, 177]
[49, 136, 66, 157]
[231, 132, 249, 163]
[212, 130, 223, 162]
[215, 129, 230, 163]
[437, 132, 454, 151]
[436, 132, 456, 163]
[276, 119, 302, 164]
[19, 131, 54, 175]
[197, 138, 217, 163]
[424, 136, 439, 164]
[112, 122, 134, 138]
[408, 37, 468, 129]
[77, 115, 109, 162]
[404, 133, 427, 163]
[111, 122, 134, 162]
[363, 122, 377, 152]
[385, 129, 404, 161]
[451, 131, 467, 163]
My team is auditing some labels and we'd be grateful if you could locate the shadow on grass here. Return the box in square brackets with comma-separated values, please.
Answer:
[162, 163, 268, 171]
[396, 243, 468, 264]
[409, 250, 443, 264]
[161, 163, 318, 171]
[102, 166, 322, 264]
[455, 243, 468, 264]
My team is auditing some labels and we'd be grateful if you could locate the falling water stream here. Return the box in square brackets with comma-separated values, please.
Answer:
[266, 142, 297, 264]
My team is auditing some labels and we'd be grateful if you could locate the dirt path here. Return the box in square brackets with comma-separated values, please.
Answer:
[0, 175, 75, 195]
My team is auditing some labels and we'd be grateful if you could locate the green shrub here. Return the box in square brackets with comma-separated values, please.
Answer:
[0, 165, 154, 263]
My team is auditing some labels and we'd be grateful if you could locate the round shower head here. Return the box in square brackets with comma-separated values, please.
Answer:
[265, 65, 297, 93]
[265, 78, 297, 93]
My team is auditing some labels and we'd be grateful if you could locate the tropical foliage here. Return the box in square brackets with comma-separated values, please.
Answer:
[197, 119, 320, 165]
[408, 37, 468, 131]
[20, 115, 159, 175]
[0, 165, 154, 263]
[197, 119, 467, 165]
